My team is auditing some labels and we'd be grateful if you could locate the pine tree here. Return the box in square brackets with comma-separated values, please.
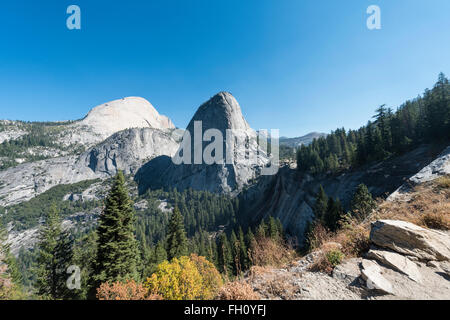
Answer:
[166, 207, 188, 261]
[34, 204, 73, 300]
[324, 198, 344, 232]
[351, 184, 376, 220]
[275, 218, 284, 239]
[245, 228, 255, 251]
[230, 230, 240, 275]
[238, 227, 248, 271]
[93, 171, 141, 292]
[0, 220, 22, 299]
[72, 231, 97, 300]
[143, 240, 167, 278]
[256, 220, 267, 239]
[217, 233, 232, 277]
[313, 185, 328, 222]
[267, 216, 279, 240]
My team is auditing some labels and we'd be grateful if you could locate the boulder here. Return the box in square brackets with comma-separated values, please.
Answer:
[370, 220, 450, 261]
[367, 248, 422, 282]
[360, 259, 394, 295]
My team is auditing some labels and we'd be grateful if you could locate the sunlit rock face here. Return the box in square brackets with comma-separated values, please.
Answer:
[136, 92, 270, 195]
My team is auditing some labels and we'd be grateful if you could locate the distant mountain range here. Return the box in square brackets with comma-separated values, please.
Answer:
[279, 132, 327, 148]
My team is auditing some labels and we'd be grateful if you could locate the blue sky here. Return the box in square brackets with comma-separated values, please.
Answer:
[0, 0, 449, 137]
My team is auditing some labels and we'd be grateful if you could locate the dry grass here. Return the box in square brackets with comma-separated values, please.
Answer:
[264, 274, 299, 299]
[217, 281, 260, 300]
[311, 178, 449, 267]
[248, 266, 272, 280]
[248, 237, 296, 268]
[375, 181, 450, 230]
[435, 175, 450, 189]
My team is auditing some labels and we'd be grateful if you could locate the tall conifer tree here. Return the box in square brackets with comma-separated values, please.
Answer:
[166, 207, 188, 260]
[93, 171, 140, 291]
[34, 204, 73, 299]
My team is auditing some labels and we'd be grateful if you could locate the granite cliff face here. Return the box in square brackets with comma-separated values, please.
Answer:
[0, 127, 179, 206]
[136, 92, 271, 195]
[0, 95, 180, 207]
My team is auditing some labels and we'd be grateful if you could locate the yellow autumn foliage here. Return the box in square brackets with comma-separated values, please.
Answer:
[144, 254, 223, 300]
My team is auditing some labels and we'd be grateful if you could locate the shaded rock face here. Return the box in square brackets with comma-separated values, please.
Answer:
[81, 128, 179, 175]
[370, 220, 450, 262]
[239, 145, 440, 244]
[0, 128, 179, 206]
[389, 146, 450, 200]
[136, 92, 270, 195]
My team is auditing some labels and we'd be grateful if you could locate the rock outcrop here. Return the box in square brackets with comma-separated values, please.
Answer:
[370, 220, 450, 262]
[0, 128, 179, 206]
[246, 219, 450, 300]
[136, 92, 271, 195]
[81, 97, 174, 132]
[388, 146, 450, 200]
[367, 248, 422, 282]
[360, 259, 394, 295]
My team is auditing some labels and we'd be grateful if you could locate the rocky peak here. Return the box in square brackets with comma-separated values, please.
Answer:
[136, 92, 271, 195]
[73, 96, 175, 141]
[187, 92, 252, 133]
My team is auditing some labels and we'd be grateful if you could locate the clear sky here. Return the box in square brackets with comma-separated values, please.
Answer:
[1, 0, 449, 137]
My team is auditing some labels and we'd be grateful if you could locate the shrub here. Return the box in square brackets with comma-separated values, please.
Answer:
[309, 242, 344, 274]
[326, 249, 345, 267]
[96, 280, 161, 300]
[338, 219, 371, 257]
[420, 212, 450, 230]
[217, 281, 260, 300]
[144, 254, 222, 300]
[145, 256, 202, 300]
[304, 222, 330, 252]
[0, 264, 14, 300]
[188, 254, 223, 299]
[248, 237, 294, 268]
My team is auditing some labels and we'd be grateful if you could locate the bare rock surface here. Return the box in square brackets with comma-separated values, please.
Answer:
[370, 220, 450, 261]
[388, 145, 450, 200]
[332, 258, 363, 286]
[367, 248, 422, 282]
[409, 146, 450, 184]
[360, 259, 394, 295]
